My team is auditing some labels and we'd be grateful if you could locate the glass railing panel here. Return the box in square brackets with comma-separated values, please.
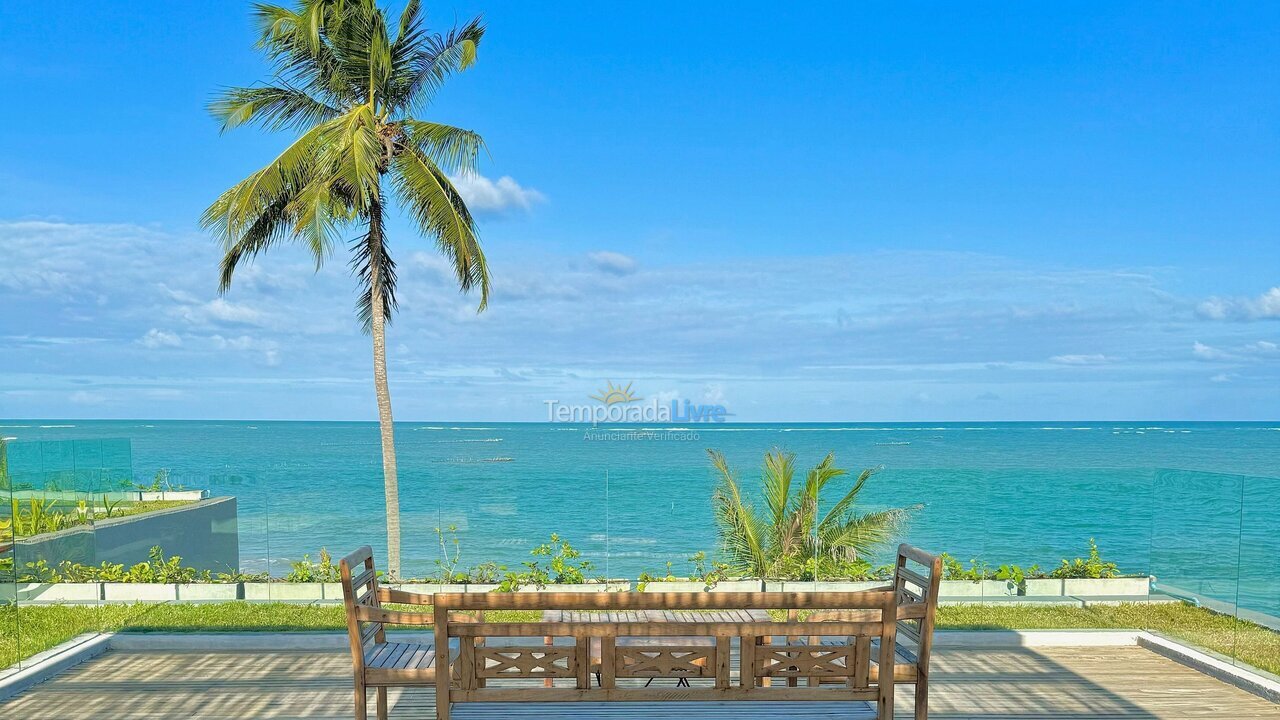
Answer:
[881, 468, 988, 601]
[98, 438, 134, 492]
[1, 438, 15, 673]
[5, 439, 103, 669]
[258, 432, 379, 597]
[982, 468, 1153, 605]
[1236, 473, 1279, 678]
[1150, 468, 1244, 664]
[427, 423, 610, 591]
[606, 427, 720, 591]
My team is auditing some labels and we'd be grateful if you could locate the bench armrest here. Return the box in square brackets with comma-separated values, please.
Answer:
[378, 587, 432, 605]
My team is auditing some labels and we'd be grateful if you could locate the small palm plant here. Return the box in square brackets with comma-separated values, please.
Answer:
[709, 449, 921, 582]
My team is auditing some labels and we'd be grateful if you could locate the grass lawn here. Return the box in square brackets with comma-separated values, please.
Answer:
[2, 601, 1276, 677]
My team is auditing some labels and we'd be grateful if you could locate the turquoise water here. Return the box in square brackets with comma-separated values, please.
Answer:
[3, 420, 1277, 615]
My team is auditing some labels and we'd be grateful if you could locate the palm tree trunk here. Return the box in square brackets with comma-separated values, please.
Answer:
[368, 197, 401, 579]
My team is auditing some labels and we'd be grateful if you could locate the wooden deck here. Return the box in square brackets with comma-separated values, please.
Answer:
[2, 645, 1277, 719]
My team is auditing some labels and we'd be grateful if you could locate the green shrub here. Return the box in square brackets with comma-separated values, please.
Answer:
[496, 533, 596, 591]
[1049, 538, 1119, 579]
[637, 552, 731, 591]
[284, 548, 340, 583]
[939, 540, 1118, 589]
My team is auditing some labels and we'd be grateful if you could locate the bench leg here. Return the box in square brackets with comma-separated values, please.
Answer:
[376, 687, 388, 720]
[915, 679, 928, 720]
[354, 682, 367, 720]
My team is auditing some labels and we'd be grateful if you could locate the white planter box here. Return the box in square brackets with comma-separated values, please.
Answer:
[1023, 579, 1065, 596]
[462, 584, 498, 593]
[779, 581, 885, 592]
[320, 583, 344, 600]
[713, 580, 766, 592]
[640, 579, 765, 592]
[390, 582, 441, 594]
[103, 583, 178, 602]
[639, 581, 706, 592]
[519, 582, 631, 593]
[176, 583, 241, 601]
[136, 490, 207, 502]
[1063, 577, 1149, 597]
[242, 583, 325, 601]
[938, 580, 1013, 598]
[12, 583, 101, 603]
[394, 583, 472, 593]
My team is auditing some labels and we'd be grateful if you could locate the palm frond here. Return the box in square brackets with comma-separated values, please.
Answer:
[815, 465, 871, 533]
[804, 452, 847, 499]
[211, 84, 339, 133]
[203, 114, 350, 243]
[393, 15, 485, 112]
[402, 119, 486, 174]
[708, 450, 770, 578]
[391, 145, 489, 310]
[350, 199, 397, 332]
[818, 505, 922, 559]
[761, 449, 793, 535]
[253, 1, 360, 105]
[214, 195, 296, 292]
[323, 103, 383, 203]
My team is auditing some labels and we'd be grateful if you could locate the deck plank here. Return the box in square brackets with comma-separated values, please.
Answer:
[1, 645, 1276, 719]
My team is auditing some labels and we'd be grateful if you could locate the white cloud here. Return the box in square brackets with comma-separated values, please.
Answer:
[1192, 341, 1231, 361]
[449, 173, 545, 214]
[11, 218, 1280, 420]
[1210, 373, 1234, 383]
[1198, 287, 1280, 321]
[139, 328, 182, 349]
[587, 251, 638, 276]
[69, 390, 106, 405]
[179, 298, 265, 326]
[701, 382, 726, 404]
[1049, 354, 1111, 365]
[210, 334, 281, 366]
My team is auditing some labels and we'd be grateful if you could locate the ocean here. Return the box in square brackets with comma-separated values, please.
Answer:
[3, 420, 1277, 616]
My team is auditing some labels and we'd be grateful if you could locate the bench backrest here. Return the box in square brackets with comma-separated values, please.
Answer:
[892, 543, 942, 675]
[432, 591, 898, 719]
[339, 545, 386, 674]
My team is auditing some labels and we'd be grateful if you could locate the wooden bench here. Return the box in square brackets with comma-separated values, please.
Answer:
[794, 543, 943, 720]
[339, 546, 484, 720]
[433, 591, 899, 720]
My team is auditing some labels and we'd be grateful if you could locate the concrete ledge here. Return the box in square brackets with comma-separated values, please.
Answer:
[0, 633, 111, 702]
[1138, 632, 1280, 704]
[936, 630, 1140, 647]
[108, 632, 358, 652]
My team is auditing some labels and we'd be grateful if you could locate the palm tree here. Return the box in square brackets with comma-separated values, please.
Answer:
[203, 0, 490, 578]
[709, 448, 921, 583]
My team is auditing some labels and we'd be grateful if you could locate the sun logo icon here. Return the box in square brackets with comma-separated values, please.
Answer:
[591, 381, 641, 405]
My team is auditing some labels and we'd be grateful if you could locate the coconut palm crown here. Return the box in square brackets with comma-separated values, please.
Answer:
[709, 448, 921, 581]
[203, 0, 490, 577]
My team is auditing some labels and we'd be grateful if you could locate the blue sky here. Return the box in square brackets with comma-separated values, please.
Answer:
[2, 1, 1279, 420]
